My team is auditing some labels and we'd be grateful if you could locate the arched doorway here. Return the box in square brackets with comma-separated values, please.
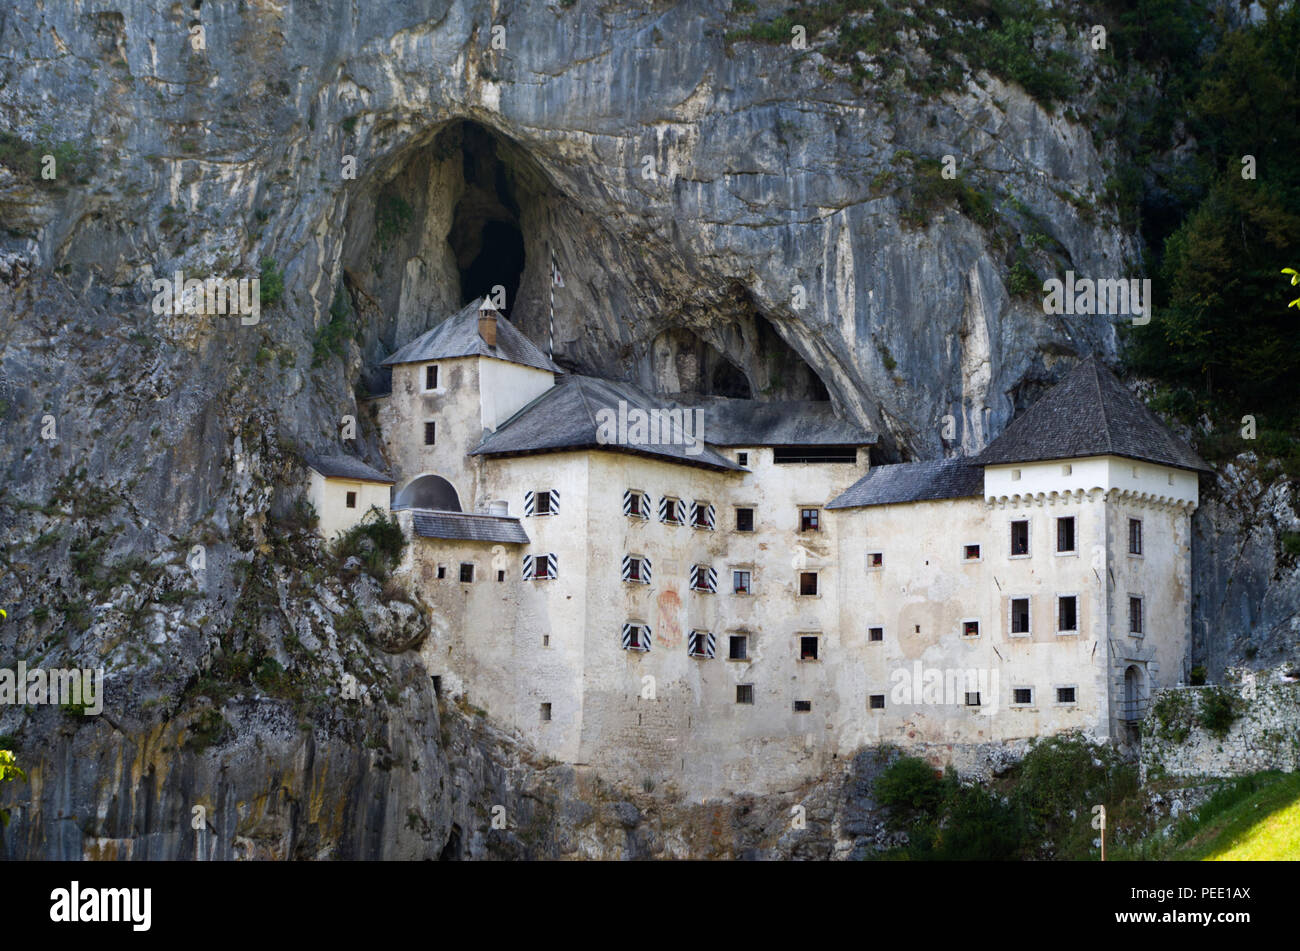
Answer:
[1123, 665, 1145, 722]
[395, 474, 462, 511]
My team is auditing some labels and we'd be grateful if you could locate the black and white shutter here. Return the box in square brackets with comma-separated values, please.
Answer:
[621, 623, 651, 651]
[522, 555, 535, 580]
[692, 565, 717, 592]
[621, 554, 651, 584]
[547, 489, 560, 515]
[658, 496, 670, 522]
[703, 503, 716, 530]
[689, 631, 716, 658]
[541, 552, 557, 579]
[622, 490, 636, 517]
[523, 491, 536, 516]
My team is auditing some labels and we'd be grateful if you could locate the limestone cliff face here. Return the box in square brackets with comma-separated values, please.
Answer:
[0, 1, 1294, 859]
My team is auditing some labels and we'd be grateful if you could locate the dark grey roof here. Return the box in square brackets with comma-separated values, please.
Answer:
[303, 451, 393, 483]
[471, 376, 742, 472]
[380, 299, 560, 373]
[828, 458, 984, 509]
[974, 355, 1212, 472]
[411, 511, 530, 544]
[689, 397, 876, 447]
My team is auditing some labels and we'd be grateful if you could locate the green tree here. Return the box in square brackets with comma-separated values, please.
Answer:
[0, 749, 25, 828]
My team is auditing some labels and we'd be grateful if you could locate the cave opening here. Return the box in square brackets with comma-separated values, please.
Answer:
[447, 123, 526, 316]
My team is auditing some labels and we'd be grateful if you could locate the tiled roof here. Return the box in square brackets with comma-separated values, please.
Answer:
[380, 298, 560, 373]
[689, 397, 876, 447]
[828, 458, 983, 509]
[974, 355, 1212, 472]
[470, 375, 744, 472]
[411, 511, 530, 544]
[303, 451, 393, 483]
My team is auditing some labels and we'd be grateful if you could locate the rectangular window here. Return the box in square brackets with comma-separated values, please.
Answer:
[735, 507, 754, 532]
[869, 694, 886, 710]
[690, 564, 717, 593]
[1056, 686, 1077, 704]
[425, 365, 438, 390]
[1056, 516, 1075, 553]
[868, 626, 883, 642]
[867, 552, 884, 569]
[799, 571, 818, 596]
[1013, 688, 1033, 706]
[737, 452, 749, 467]
[728, 635, 748, 660]
[496, 569, 505, 582]
[423, 421, 437, 446]
[963, 620, 980, 638]
[540, 702, 551, 721]
[1129, 518, 1143, 555]
[459, 563, 474, 583]
[623, 555, 650, 584]
[530, 554, 557, 581]
[793, 700, 812, 713]
[965, 692, 981, 707]
[800, 508, 820, 532]
[773, 446, 857, 464]
[622, 624, 651, 652]
[436, 565, 446, 580]
[800, 635, 819, 660]
[688, 631, 715, 658]
[1010, 520, 1029, 556]
[963, 543, 981, 561]
[661, 497, 683, 525]
[1057, 595, 1078, 632]
[691, 501, 715, 530]
[345, 491, 357, 509]
[1011, 597, 1030, 635]
[736, 684, 754, 704]
[733, 570, 752, 595]
[535, 492, 552, 515]
[1129, 596, 1144, 635]
[623, 490, 648, 519]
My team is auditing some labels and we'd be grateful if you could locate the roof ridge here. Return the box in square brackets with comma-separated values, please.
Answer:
[1088, 358, 1117, 455]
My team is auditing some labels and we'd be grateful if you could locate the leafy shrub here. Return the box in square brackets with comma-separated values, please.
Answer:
[334, 508, 406, 580]
[1198, 687, 1241, 738]
[259, 258, 284, 307]
[874, 756, 946, 828]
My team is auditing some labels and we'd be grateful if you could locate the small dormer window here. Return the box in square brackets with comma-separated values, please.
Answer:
[424, 365, 439, 391]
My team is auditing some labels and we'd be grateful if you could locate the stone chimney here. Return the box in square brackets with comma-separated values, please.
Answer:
[477, 298, 498, 348]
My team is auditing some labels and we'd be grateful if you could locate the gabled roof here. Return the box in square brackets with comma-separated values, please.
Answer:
[689, 397, 875, 447]
[380, 298, 560, 373]
[412, 511, 529, 545]
[471, 375, 743, 472]
[828, 458, 983, 509]
[973, 355, 1212, 473]
[303, 451, 393, 484]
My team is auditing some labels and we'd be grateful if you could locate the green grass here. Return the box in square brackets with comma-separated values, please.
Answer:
[1119, 771, 1300, 861]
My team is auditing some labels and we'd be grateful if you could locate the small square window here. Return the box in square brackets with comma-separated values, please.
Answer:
[436, 565, 446, 580]
[688, 631, 714, 659]
[497, 569, 506, 582]
[1011, 520, 1029, 556]
[540, 702, 551, 721]
[1013, 688, 1033, 705]
[800, 635, 819, 660]
[425, 365, 439, 390]
[1056, 517, 1075, 553]
[869, 694, 886, 710]
[1057, 686, 1077, 704]
[345, 491, 357, 509]
[662, 497, 683, 525]
[693, 502, 712, 529]
[1129, 596, 1144, 635]
[459, 563, 474, 583]
[735, 507, 754, 532]
[1011, 469, 1021, 481]
[793, 700, 812, 712]
[626, 491, 648, 519]
[868, 626, 883, 642]
[800, 508, 820, 531]
[1058, 595, 1078, 632]
[535, 492, 552, 516]
[965, 692, 981, 707]
[737, 452, 749, 467]
[733, 570, 752, 595]
[963, 543, 981, 561]
[1011, 597, 1030, 635]
[799, 571, 818, 596]
[867, 552, 884, 569]
[736, 684, 754, 705]
[423, 421, 437, 445]
[963, 620, 980, 638]
[1128, 518, 1143, 555]
[729, 635, 749, 660]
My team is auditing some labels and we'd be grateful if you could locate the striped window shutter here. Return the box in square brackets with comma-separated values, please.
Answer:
[621, 554, 633, 581]
[621, 623, 651, 651]
[622, 490, 635, 517]
[675, 499, 686, 523]
[547, 489, 560, 514]
[522, 555, 535, 580]
[523, 491, 535, 516]
[642, 556, 652, 584]
[689, 501, 699, 526]
[705, 503, 716, 530]
[543, 553, 557, 579]
[621, 623, 634, 649]
[706, 565, 717, 591]
[658, 496, 669, 522]
[690, 631, 716, 658]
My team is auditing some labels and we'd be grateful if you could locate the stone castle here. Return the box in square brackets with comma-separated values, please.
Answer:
[306, 298, 1209, 797]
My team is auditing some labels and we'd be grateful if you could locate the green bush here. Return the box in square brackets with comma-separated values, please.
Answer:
[334, 508, 406, 580]
[259, 258, 284, 307]
[874, 756, 946, 827]
[1198, 687, 1241, 738]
